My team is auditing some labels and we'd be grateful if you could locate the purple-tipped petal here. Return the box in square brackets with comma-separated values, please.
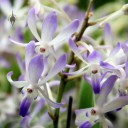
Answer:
[39, 54, 67, 85]
[103, 23, 113, 45]
[121, 42, 128, 57]
[28, 55, 44, 84]
[88, 51, 102, 63]
[100, 61, 115, 69]
[103, 96, 128, 113]
[41, 12, 57, 43]
[69, 38, 86, 63]
[49, 19, 79, 49]
[9, 36, 27, 47]
[80, 121, 92, 128]
[25, 41, 35, 70]
[109, 43, 121, 57]
[7, 71, 28, 88]
[97, 75, 118, 107]
[27, 8, 41, 41]
[91, 73, 100, 94]
[19, 97, 31, 117]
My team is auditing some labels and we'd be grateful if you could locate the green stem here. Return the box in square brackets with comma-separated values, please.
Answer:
[75, 0, 93, 42]
[53, 1, 94, 128]
[53, 76, 67, 128]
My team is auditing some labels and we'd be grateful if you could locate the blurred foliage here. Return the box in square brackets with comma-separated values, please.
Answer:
[78, 79, 94, 109]
[77, 0, 121, 10]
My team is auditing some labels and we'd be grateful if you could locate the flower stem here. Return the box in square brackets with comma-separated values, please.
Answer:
[75, 0, 93, 42]
[53, 1, 94, 128]
[53, 75, 67, 128]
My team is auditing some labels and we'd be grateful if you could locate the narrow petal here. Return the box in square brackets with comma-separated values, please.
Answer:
[20, 115, 30, 128]
[9, 36, 27, 47]
[103, 96, 128, 113]
[109, 43, 121, 57]
[88, 51, 102, 63]
[97, 75, 118, 107]
[7, 71, 28, 88]
[16, 53, 25, 73]
[63, 66, 88, 76]
[121, 42, 128, 57]
[100, 61, 115, 69]
[39, 54, 66, 85]
[49, 19, 79, 49]
[103, 23, 113, 45]
[37, 87, 64, 108]
[68, 38, 87, 63]
[31, 98, 45, 118]
[28, 55, 44, 84]
[27, 8, 41, 41]
[19, 97, 31, 117]
[25, 41, 35, 70]
[41, 12, 57, 43]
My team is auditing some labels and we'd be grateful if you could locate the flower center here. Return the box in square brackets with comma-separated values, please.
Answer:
[91, 109, 97, 115]
[92, 70, 98, 74]
[27, 88, 33, 93]
[40, 47, 46, 53]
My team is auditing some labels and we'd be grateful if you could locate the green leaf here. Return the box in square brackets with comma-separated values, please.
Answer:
[78, 79, 94, 109]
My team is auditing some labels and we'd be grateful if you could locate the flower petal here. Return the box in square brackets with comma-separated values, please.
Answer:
[37, 87, 64, 108]
[91, 73, 100, 94]
[97, 75, 118, 107]
[68, 38, 87, 63]
[41, 12, 57, 43]
[9, 36, 27, 47]
[103, 96, 128, 113]
[19, 97, 31, 117]
[25, 41, 35, 70]
[88, 51, 102, 63]
[80, 121, 92, 128]
[103, 23, 113, 45]
[0, 0, 12, 16]
[28, 55, 44, 84]
[49, 19, 79, 49]
[109, 42, 121, 57]
[39, 54, 66, 85]
[27, 8, 41, 41]
[31, 98, 45, 118]
[7, 71, 28, 88]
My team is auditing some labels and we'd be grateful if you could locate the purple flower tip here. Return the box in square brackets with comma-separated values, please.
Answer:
[80, 121, 92, 128]
[19, 97, 31, 117]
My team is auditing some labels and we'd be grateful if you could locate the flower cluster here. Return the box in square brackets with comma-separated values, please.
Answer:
[1, 0, 128, 128]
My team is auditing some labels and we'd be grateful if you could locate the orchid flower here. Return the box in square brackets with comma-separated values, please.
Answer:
[7, 41, 67, 117]
[9, 8, 79, 57]
[67, 38, 125, 94]
[75, 75, 128, 128]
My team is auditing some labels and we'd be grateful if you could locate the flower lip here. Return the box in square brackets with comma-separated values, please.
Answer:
[19, 97, 31, 117]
